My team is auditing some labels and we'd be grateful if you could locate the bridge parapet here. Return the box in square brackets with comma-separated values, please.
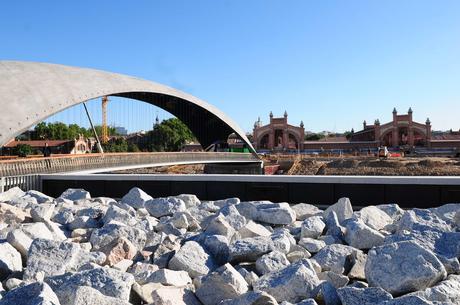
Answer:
[0, 152, 261, 177]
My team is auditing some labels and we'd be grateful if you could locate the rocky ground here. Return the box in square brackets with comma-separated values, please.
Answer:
[0, 187, 459, 305]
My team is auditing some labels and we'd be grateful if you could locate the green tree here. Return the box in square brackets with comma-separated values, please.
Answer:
[305, 133, 325, 141]
[15, 144, 32, 157]
[102, 137, 129, 152]
[147, 118, 195, 151]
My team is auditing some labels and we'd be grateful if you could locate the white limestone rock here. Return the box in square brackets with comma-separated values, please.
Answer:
[336, 286, 393, 305]
[0, 202, 28, 224]
[152, 286, 202, 305]
[397, 208, 452, 234]
[7, 228, 33, 257]
[205, 214, 236, 240]
[149, 268, 192, 287]
[24, 238, 105, 281]
[0, 186, 25, 202]
[169, 240, 217, 278]
[256, 251, 290, 275]
[236, 201, 296, 225]
[90, 222, 146, 252]
[237, 267, 259, 287]
[58, 188, 91, 201]
[301, 216, 326, 239]
[128, 261, 160, 284]
[291, 203, 323, 221]
[299, 237, 326, 253]
[365, 240, 447, 295]
[0, 281, 60, 305]
[26, 190, 54, 204]
[343, 218, 385, 249]
[30, 203, 55, 222]
[253, 259, 320, 303]
[347, 251, 367, 280]
[203, 234, 230, 265]
[410, 274, 460, 305]
[145, 196, 186, 218]
[220, 291, 278, 305]
[271, 228, 296, 254]
[323, 197, 353, 225]
[0, 241, 22, 279]
[228, 236, 275, 263]
[120, 187, 152, 209]
[176, 194, 201, 208]
[58, 285, 131, 305]
[45, 267, 135, 301]
[238, 220, 271, 238]
[196, 263, 249, 305]
[318, 271, 349, 288]
[312, 244, 362, 274]
[357, 205, 393, 230]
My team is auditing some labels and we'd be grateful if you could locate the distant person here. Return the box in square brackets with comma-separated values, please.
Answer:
[43, 143, 51, 157]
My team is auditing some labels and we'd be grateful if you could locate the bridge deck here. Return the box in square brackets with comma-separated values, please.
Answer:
[0, 152, 261, 176]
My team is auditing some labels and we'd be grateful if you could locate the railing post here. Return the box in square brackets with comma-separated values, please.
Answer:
[0, 177, 5, 193]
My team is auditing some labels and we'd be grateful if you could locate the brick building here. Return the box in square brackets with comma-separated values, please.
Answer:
[253, 111, 305, 150]
[253, 108, 460, 152]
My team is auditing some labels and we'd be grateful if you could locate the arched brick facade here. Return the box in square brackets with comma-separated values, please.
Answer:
[253, 112, 304, 150]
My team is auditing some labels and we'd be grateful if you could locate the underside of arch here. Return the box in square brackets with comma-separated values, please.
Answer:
[0, 61, 255, 153]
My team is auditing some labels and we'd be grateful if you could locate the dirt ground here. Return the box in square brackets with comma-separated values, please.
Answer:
[279, 155, 460, 176]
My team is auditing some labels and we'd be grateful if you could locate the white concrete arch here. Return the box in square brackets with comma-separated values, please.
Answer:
[0, 61, 254, 152]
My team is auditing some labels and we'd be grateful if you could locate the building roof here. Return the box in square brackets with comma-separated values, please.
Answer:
[4, 140, 71, 148]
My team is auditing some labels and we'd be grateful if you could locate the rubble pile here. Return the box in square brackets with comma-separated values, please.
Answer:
[0, 186, 459, 305]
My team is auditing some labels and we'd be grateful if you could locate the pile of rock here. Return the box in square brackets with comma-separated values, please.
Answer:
[0, 186, 459, 305]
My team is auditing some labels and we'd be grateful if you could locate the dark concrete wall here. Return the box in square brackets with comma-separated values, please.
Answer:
[42, 176, 460, 208]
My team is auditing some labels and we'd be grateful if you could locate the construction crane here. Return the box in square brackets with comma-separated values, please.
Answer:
[101, 96, 109, 144]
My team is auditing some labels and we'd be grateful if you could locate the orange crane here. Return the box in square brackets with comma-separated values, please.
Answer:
[101, 96, 109, 144]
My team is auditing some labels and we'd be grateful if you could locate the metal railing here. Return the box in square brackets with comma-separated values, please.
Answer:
[0, 174, 41, 192]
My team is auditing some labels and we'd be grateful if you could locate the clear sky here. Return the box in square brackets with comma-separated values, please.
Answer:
[1, 1, 459, 134]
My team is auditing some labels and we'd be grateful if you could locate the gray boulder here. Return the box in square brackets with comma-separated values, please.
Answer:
[30, 203, 55, 222]
[46, 267, 135, 301]
[90, 222, 146, 252]
[271, 228, 295, 254]
[323, 198, 353, 224]
[26, 190, 54, 204]
[301, 216, 326, 239]
[291, 203, 322, 221]
[0, 241, 22, 280]
[58, 188, 90, 201]
[228, 236, 274, 263]
[313, 244, 362, 274]
[343, 218, 385, 249]
[365, 240, 447, 295]
[0, 281, 60, 305]
[196, 263, 249, 305]
[357, 205, 393, 230]
[169, 240, 217, 278]
[58, 285, 131, 305]
[145, 196, 186, 218]
[24, 238, 105, 280]
[299, 237, 326, 253]
[410, 274, 460, 305]
[220, 291, 278, 305]
[336, 286, 393, 305]
[256, 251, 290, 275]
[151, 286, 201, 305]
[120, 187, 152, 209]
[236, 201, 296, 225]
[253, 259, 320, 303]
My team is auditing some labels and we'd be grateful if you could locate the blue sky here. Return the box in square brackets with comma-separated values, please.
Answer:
[1, 1, 459, 134]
